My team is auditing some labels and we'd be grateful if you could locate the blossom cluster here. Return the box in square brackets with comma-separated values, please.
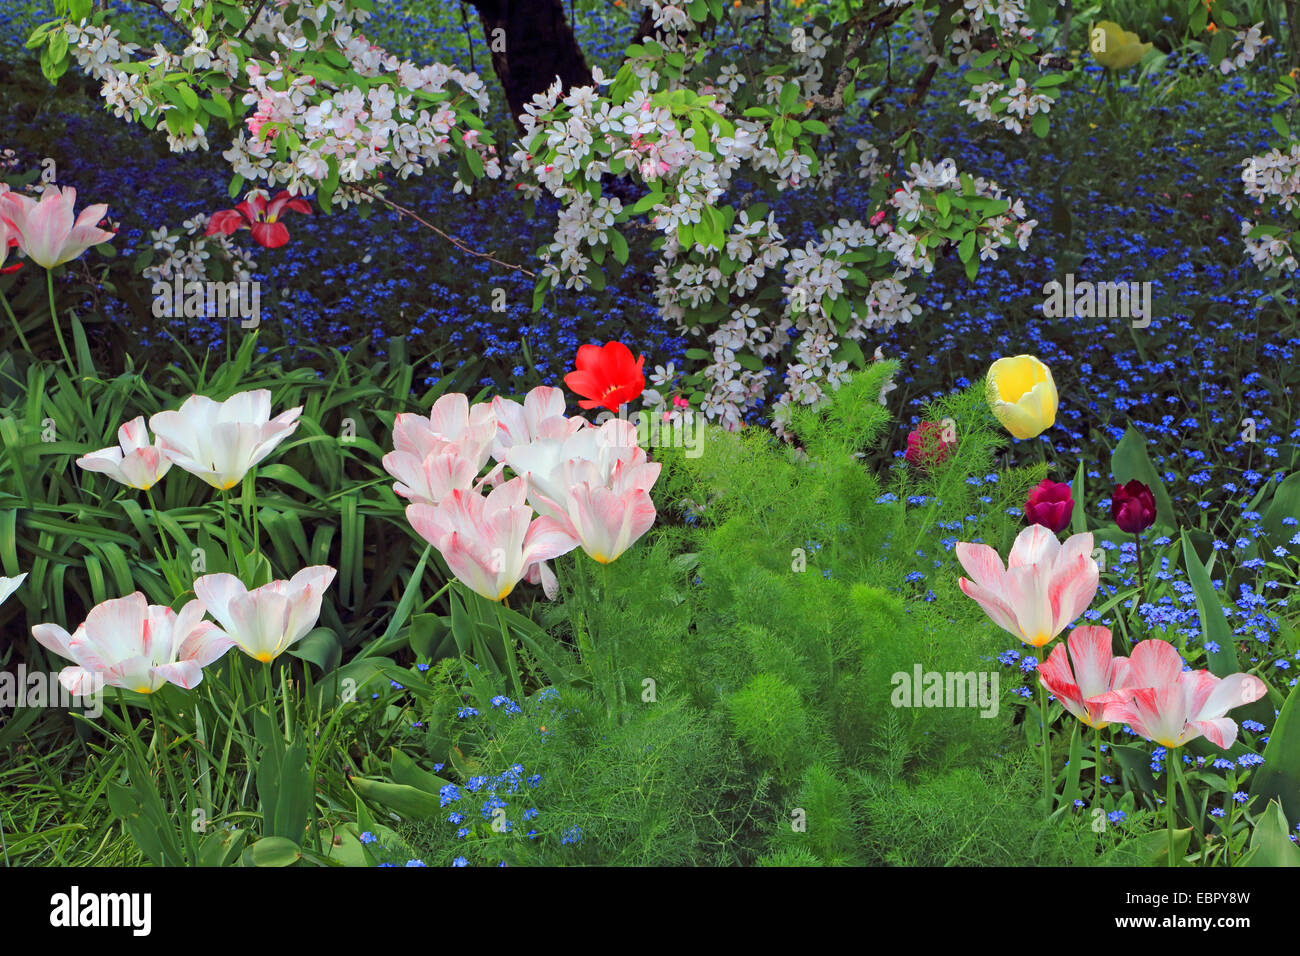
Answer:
[1240, 140, 1300, 275]
[59, 0, 498, 206]
[515, 9, 1039, 429]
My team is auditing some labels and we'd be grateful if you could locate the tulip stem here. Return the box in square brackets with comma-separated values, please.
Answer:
[243, 469, 262, 580]
[1036, 644, 1052, 814]
[1094, 727, 1103, 805]
[44, 269, 75, 374]
[278, 663, 293, 738]
[1224, 768, 1237, 867]
[1165, 761, 1177, 867]
[220, 489, 245, 582]
[0, 288, 32, 353]
[148, 693, 189, 860]
[145, 486, 178, 582]
[1133, 531, 1145, 596]
[600, 561, 626, 722]
[497, 607, 524, 701]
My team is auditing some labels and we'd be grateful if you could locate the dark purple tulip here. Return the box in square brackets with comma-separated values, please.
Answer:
[1024, 479, 1073, 534]
[1112, 479, 1156, 534]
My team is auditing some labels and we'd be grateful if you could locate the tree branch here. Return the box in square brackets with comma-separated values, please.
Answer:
[354, 186, 536, 277]
[236, 0, 273, 41]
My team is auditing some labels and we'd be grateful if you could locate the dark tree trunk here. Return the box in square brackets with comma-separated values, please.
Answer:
[463, 0, 593, 128]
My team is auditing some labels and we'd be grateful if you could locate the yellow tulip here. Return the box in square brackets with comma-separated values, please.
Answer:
[1091, 20, 1153, 72]
[986, 355, 1057, 440]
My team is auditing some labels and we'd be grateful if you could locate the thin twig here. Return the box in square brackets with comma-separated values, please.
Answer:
[458, 1, 476, 74]
[236, 0, 273, 42]
[136, 0, 190, 37]
[354, 186, 536, 277]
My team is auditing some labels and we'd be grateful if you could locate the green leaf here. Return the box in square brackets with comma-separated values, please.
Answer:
[197, 827, 246, 867]
[250, 836, 302, 867]
[349, 776, 442, 819]
[1261, 472, 1300, 556]
[1071, 458, 1087, 535]
[1110, 743, 1157, 794]
[630, 191, 663, 215]
[609, 229, 629, 265]
[286, 627, 341, 672]
[1059, 721, 1083, 810]
[1252, 683, 1300, 822]
[1099, 827, 1192, 866]
[390, 748, 450, 795]
[778, 81, 800, 113]
[1244, 800, 1300, 866]
[957, 231, 975, 263]
[1180, 531, 1241, 678]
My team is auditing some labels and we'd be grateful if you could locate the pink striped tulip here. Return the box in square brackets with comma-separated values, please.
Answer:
[956, 525, 1099, 648]
[490, 386, 584, 462]
[406, 477, 577, 602]
[0, 213, 19, 274]
[149, 389, 302, 490]
[76, 417, 172, 491]
[31, 594, 233, 694]
[1038, 626, 1124, 728]
[1094, 639, 1267, 749]
[383, 447, 486, 506]
[384, 393, 499, 505]
[193, 566, 337, 663]
[506, 418, 660, 564]
[1, 185, 115, 268]
[391, 392, 496, 466]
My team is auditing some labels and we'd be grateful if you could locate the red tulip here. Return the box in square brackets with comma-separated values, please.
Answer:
[1111, 479, 1155, 534]
[206, 190, 312, 249]
[904, 421, 955, 469]
[563, 341, 645, 412]
[1024, 478, 1073, 533]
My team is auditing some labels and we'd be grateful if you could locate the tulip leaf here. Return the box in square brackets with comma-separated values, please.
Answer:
[287, 627, 342, 673]
[1179, 531, 1240, 677]
[250, 836, 302, 867]
[1109, 427, 1174, 529]
[1109, 743, 1157, 795]
[349, 775, 443, 820]
[107, 751, 187, 866]
[1058, 720, 1083, 811]
[409, 612, 452, 659]
[390, 748, 450, 795]
[197, 826, 247, 867]
[360, 544, 431, 658]
[1099, 826, 1192, 866]
[1251, 683, 1300, 823]
[322, 825, 368, 867]
[1071, 458, 1086, 536]
[1244, 800, 1300, 867]
[1261, 471, 1300, 557]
